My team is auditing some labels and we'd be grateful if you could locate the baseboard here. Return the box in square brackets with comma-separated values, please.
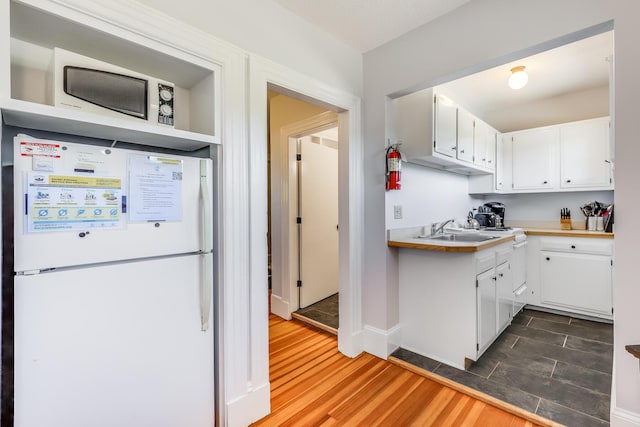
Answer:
[225, 381, 271, 427]
[611, 407, 640, 426]
[270, 293, 291, 320]
[362, 323, 401, 360]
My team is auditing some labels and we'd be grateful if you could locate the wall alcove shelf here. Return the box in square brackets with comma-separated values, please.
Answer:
[625, 345, 640, 360]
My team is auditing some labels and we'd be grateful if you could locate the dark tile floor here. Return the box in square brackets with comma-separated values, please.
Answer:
[391, 308, 613, 427]
[294, 293, 339, 330]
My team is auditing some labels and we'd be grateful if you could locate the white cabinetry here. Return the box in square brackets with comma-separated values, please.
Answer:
[476, 268, 497, 354]
[392, 88, 492, 175]
[511, 127, 559, 191]
[456, 108, 474, 163]
[560, 117, 612, 189]
[2, 1, 221, 151]
[469, 117, 612, 195]
[434, 93, 457, 156]
[527, 236, 613, 320]
[398, 241, 514, 369]
[473, 119, 497, 171]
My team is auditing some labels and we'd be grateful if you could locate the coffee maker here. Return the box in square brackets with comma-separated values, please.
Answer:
[483, 202, 506, 227]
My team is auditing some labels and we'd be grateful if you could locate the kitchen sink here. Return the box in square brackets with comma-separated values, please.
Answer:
[428, 233, 498, 242]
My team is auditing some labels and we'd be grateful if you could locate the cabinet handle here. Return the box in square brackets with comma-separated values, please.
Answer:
[571, 245, 576, 249]
[499, 273, 504, 277]
[543, 180, 548, 184]
[451, 147, 457, 150]
[545, 257, 550, 261]
[566, 179, 572, 183]
[460, 149, 465, 153]
[492, 277, 497, 281]
[488, 160, 492, 163]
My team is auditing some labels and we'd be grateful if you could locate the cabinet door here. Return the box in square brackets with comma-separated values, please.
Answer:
[486, 129, 497, 171]
[496, 261, 512, 333]
[512, 128, 558, 190]
[457, 109, 474, 163]
[560, 118, 612, 188]
[477, 268, 496, 354]
[495, 134, 512, 192]
[540, 251, 612, 316]
[434, 94, 457, 157]
[473, 119, 488, 168]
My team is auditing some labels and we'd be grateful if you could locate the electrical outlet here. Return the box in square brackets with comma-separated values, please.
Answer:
[393, 205, 403, 219]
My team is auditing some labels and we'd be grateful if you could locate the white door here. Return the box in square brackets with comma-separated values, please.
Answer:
[298, 135, 339, 308]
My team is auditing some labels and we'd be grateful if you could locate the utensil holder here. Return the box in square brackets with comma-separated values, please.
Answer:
[560, 218, 572, 230]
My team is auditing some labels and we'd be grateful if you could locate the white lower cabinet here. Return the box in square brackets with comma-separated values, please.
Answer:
[476, 268, 497, 354]
[398, 241, 514, 370]
[540, 250, 613, 317]
[527, 236, 613, 320]
[477, 260, 512, 354]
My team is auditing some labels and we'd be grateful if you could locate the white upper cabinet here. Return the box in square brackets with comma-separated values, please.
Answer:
[392, 88, 493, 175]
[473, 119, 497, 171]
[433, 93, 458, 157]
[511, 127, 559, 191]
[456, 108, 474, 163]
[2, 0, 221, 151]
[560, 117, 612, 189]
[470, 116, 613, 194]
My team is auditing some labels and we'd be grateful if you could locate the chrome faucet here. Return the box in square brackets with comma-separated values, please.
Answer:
[430, 218, 456, 236]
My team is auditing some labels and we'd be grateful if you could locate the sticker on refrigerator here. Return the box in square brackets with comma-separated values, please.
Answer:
[128, 154, 183, 222]
[26, 173, 123, 232]
[20, 140, 62, 158]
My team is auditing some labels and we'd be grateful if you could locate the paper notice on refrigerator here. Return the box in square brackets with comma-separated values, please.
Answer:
[128, 155, 183, 222]
[26, 173, 123, 233]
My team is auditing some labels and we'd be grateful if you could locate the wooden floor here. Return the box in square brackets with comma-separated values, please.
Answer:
[251, 314, 549, 426]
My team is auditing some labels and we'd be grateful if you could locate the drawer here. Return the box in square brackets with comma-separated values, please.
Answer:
[540, 237, 612, 255]
[476, 250, 495, 273]
[496, 246, 514, 265]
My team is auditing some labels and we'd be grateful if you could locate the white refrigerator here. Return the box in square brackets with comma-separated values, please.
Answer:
[12, 135, 215, 427]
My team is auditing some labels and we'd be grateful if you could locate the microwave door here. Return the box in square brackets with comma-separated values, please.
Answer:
[64, 66, 148, 120]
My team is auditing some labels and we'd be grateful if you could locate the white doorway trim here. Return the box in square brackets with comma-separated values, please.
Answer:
[270, 111, 339, 319]
[249, 55, 364, 369]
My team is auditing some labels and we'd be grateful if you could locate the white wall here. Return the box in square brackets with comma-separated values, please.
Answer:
[134, 0, 362, 96]
[486, 191, 614, 223]
[364, 0, 640, 423]
[385, 163, 484, 229]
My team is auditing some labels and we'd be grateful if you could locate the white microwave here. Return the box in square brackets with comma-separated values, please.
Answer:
[51, 48, 175, 127]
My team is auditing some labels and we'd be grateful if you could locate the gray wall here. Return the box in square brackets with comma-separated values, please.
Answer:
[364, 0, 640, 421]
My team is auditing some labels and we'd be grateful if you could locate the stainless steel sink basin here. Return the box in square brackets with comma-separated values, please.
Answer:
[429, 233, 498, 242]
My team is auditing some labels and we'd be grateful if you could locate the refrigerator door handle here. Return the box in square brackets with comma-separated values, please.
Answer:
[200, 159, 213, 331]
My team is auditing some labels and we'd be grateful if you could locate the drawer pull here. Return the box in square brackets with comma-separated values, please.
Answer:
[571, 245, 576, 249]
[546, 257, 550, 261]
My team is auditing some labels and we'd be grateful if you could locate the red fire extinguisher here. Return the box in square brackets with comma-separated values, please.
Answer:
[386, 144, 402, 191]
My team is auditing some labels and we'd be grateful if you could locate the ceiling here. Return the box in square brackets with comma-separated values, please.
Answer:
[271, 0, 471, 52]
[270, 1, 613, 132]
[441, 30, 613, 131]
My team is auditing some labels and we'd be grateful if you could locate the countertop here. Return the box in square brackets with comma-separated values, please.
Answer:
[387, 227, 515, 253]
[387, 224, 614, 253]
[524, 228, 614, 239]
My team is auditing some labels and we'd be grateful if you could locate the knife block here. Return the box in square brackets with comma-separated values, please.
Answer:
[560, 218, 572, 230]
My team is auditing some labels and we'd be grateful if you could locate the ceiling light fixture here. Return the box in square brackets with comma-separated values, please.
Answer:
[508, 65, 528, 90]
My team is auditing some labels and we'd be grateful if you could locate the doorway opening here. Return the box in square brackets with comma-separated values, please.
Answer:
[267, 90, 340, 334]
